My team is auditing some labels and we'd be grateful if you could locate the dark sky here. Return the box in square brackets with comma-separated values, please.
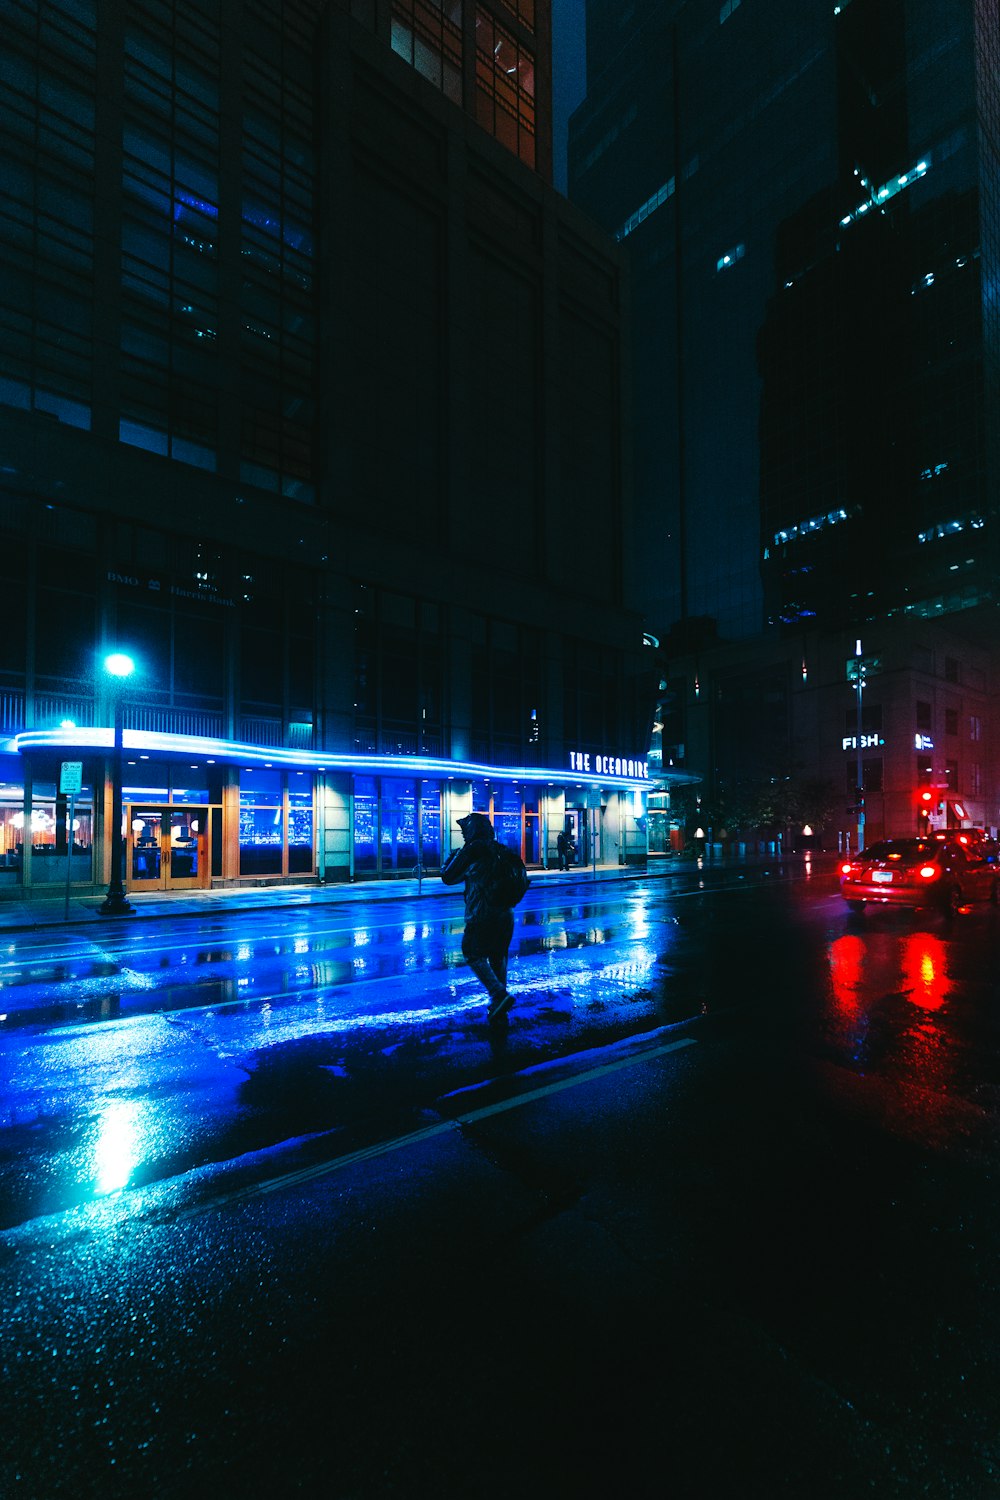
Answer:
[551, 0, 587, 192]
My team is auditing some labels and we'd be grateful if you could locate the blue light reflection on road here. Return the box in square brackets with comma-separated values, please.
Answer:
[0, 888, 678, 1224]
[93, 1099, 141, 1194]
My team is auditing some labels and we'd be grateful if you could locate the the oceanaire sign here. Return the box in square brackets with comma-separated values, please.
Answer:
[569, 750, 649, 778]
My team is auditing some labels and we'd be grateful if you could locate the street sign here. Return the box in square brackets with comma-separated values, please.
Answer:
[846, 655, 881, 683]
[59, 763, 83, 920]
[59, 761, 83, 795]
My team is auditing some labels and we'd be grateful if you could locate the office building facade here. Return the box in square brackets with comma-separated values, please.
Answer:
[569, 0, 1000, 841]
[570, 0, 1000, 641]
[0, 0, 658, 901]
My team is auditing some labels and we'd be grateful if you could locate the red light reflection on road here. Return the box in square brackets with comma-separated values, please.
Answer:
[896, 932, 955, 1106]
[900, 932, 952, 1012]
[828, 934, 865, 1015]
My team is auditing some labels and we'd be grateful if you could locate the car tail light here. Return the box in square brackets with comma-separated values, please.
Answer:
[919, 865, 939, 880]
[839, 862, 853, 875]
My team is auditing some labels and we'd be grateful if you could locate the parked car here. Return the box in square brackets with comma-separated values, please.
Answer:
[930, 827, 999, 862]
[838, 836, 999, 914]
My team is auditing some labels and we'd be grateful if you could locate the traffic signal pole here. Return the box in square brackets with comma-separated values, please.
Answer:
[855, 639, 866, 854]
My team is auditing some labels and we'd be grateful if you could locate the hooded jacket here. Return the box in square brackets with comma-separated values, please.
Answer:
[440, 812, 507, 926]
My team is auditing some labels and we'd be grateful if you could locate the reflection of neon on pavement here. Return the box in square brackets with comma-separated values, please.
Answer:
[94, 1100, 141, 1195]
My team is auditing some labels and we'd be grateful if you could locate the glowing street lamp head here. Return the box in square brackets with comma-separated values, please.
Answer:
[104, 652, 135, 679]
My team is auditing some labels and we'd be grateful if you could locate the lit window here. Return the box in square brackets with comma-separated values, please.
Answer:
[617, 176, 676, 241]
[838, 153, 931, 230]
[716, 242, 745, 272]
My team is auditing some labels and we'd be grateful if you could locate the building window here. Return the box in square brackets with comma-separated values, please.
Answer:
[475, 7, 536, 168]
[352, 775, 441, 876]
[0, 15, 97, 429]
[497, 0, 535, 31]
[21, 776, 94, 869]
[971, 763, 983, 796]
[945, 707, 959, 735]
[945, 759, 959, 790]
[848, 759, 882, 794]
[239, 768, 314, 877]
[916, 700, 932, 731]
[944, 656, 959, 683]
[970, 714, 982, 741]
[844, 702, 882, 734]
[716, 242, 745, 272]
[391, 0, 463, 103]
[353, 584, 444, 757]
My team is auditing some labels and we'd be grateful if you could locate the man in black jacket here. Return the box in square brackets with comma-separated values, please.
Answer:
[441, 811, 517, 1023]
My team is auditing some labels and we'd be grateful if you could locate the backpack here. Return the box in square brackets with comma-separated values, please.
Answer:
[484, 842, 531, 908]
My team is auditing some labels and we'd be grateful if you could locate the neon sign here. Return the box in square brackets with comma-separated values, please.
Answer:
[569, 750, 649, 779]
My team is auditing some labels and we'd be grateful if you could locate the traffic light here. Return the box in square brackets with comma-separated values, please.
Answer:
[916, 788, 947, 826]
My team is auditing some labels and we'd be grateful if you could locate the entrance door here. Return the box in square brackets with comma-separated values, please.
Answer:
[563, 809, 584, 866]
[127, 806, 208, 891]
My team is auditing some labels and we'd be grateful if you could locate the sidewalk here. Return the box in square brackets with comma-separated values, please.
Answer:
[0, 861, 647, 934]
[0, 852, 835, 935]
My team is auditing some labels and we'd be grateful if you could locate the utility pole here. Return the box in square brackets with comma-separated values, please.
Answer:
[855, 638, 866, 854]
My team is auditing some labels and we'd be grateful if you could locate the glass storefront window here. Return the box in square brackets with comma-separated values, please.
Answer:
[288, 773, 313, 874]
[493, 782, 521, 853]
[23, 775, 94, 885]
[238, 769, 312, 877]
[0, 774, 24, 879]
[494, 810, 521, 850]
[123, 764, 221, 805]
[419, 785, 441, 869]
[239, 806, 283, 876]
[354, 775, 377, 873]
[352, 776, 441, 876]
[380, 777, 417, 873]
[240, 768, 283, 806]
[123, 761, 169, 800]
[172, 775, 211, 804]
[240, 768, 282, 876]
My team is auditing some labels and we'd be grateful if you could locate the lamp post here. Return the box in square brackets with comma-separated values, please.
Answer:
[854, 638, 866, 854]
[99, 651, 136, 917]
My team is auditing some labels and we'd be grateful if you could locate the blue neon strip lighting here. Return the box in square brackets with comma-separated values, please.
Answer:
[5, 728, 657, 789]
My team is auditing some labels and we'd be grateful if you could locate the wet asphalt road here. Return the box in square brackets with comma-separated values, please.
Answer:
[3, 860, 1000, 1498]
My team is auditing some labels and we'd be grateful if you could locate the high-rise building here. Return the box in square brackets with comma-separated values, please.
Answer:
[568, 0, 1000, 847]
[0, 0, 658, 902]
[569, 0, 1000, 640]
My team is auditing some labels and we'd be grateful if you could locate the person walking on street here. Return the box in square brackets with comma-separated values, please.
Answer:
[441, 811, 517, 1024]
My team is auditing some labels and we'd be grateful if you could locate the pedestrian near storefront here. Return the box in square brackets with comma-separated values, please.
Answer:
[556, 828, 576, 870]
[441, 811, 518, 1024]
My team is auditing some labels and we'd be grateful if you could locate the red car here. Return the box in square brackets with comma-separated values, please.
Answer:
[839, 836, 999, 914]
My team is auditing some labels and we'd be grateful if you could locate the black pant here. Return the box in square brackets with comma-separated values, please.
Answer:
[462, 913, 514, 1001]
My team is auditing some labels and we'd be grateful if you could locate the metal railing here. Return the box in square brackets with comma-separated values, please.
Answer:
[125, 705, 225, 738]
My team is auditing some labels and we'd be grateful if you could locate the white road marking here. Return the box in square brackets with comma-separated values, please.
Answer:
[173, 1035, 698, 1218]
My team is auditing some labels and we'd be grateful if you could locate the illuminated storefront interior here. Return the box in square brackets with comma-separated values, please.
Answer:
[2, 728, 658, 895]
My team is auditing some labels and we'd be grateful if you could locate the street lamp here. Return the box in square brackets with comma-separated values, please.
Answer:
[99, 651, 136, 917]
